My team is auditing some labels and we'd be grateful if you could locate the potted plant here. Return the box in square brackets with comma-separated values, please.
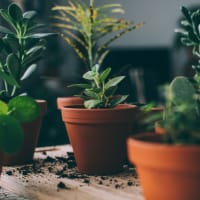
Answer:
[0, 3, 54, 165]
[127, 76, 200, 200]
[52, 0, 142, 174]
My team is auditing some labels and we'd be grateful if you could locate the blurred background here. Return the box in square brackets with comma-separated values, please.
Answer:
[0, 0, 199, 146]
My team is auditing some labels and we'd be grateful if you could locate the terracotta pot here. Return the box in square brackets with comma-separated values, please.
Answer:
[57, 97, 83, 110]
[59, 100, 137, 175]
[127, 132, 200, 200]
[3, 100, 47, 166]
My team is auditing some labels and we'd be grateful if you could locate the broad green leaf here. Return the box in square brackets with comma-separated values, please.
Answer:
[99, 67, 111, 82]
[83, 71, 96, 80]
[3, 35, 19, 50]
[8, 96, 40, 122]
[84, 89, 99, 99]
[0, 70, 19, 87]
[109, 95, 128, 107]
[8, 3, 23, 22]
[105, 76, 125, 90]
[0, 101, 8, 114]
[0, 9, 16, 30]
[6, 53, 20, 78]
[0, 114, 23, 154]
[84, 99, 101, 109]
[0, 25, 13, 35]
[20, 64, 37, 80]
[23, 11, 37, 19]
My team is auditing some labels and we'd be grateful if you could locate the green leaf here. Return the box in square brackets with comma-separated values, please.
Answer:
[8, 96, 40, 122]
[25, 33, 56, 39]
[20, 64, 37, 80]
[0, 101, 8, 114]
[84, 89, 99, 99]
[0, 70, 19, 87]
[26, 46, 45, 55]
[8, 3, 23, 22]
[109, 95, 128, 107]
[23, 11, 37, 19]
[99, 67, 111, 82]
[6, 53, 20, 78]
[84, 99, 101, 109]
[83, 71, 96, 80]
[68, 83, 91, 89]
[0, 114, 23, 154]
[105, 76, 125, 90]
[181, 6, 192, 23]
[105, 86, 117, 96]
[0, 9, 16, 30]
[0, 25, 13, 35]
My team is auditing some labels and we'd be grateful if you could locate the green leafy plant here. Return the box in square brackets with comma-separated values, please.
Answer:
[70, 64, 128, 108]
[158, 76, 200, 145]
[0, 3, 55, 154]
[52, 0, 143, 70]
[175, 6, 200, 93]
[0, 3, 55, 99]
[0, 95, 40, 153]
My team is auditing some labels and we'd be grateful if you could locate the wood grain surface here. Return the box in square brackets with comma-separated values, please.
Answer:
[0, 145, 144, 200]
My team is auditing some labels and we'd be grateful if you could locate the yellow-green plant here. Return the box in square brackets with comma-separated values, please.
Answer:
[52, 0, 143, 71]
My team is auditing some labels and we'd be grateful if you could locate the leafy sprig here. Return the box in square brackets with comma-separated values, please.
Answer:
[0, 3, 55, 99]
[52, 0, 143, 71]
[69, 64, 128, 109]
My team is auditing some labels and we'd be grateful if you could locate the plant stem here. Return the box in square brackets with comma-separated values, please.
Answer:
[11, 86, 17, 97]
[4, 81, 8, 94]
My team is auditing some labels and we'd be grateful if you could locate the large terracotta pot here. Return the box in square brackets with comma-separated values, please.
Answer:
[3, 100, 47, 166]
[58, 98, 137, 175]
[127, 132, 200, 200]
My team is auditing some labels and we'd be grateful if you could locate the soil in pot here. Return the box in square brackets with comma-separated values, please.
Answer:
[127, 132, 200, 200]
[3, 100, 47, 166]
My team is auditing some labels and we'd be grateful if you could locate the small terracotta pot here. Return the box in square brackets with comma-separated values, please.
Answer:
[3, 100, 47, 166]
[59, 99, 137, 175]
[127, 132, 200, 200]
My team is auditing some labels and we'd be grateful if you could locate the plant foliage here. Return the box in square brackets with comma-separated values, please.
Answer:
[52, 0, 143, 71]
[0, 3, 55, 99]
[69, 64, 128, 108]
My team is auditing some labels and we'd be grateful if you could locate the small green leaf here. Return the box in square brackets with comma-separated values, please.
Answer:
[23, 11, 37, 19]
[26, 46, 45, 55]
[25, 33, 56, 39]
[20, 64, 37, 80]
[0, 114, 23, 154]
[6, 53, 20, 78]
[84, 89, 99, 99]
[0, 25, 13, 35]
[83, 71, 96, 80]
[0, 70, 19, 87]
[84, 99, 101, 109]
[68, 83, 91, 89]
[8, 3, 23, 22]
[0, 101, 8, 114]
[105, 76, 125, 90]
[8, 96, 40, 122]
[109, 95, 128, 107]
[99, 67, 111, 82]
[181, 6, 192, 23]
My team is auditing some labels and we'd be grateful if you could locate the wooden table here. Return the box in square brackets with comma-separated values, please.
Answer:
[0, 145, 144, 200]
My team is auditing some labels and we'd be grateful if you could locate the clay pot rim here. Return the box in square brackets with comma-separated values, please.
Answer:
[61, 103, 137, 112]
[128, 132, 200, 150]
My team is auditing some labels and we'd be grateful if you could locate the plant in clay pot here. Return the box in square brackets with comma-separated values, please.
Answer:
[0, 3, 54, 165]
[53, 0, 142, 174]
[127, 6, 200, 199]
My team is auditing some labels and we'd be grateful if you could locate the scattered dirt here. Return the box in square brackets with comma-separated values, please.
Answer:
[4, 151, 139, 191]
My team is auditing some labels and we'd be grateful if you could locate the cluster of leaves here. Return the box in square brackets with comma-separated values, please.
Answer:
[175, 6, 200, 93]
[69, 64, 128, 109]
[52, 0, 143, 71]
[0, 95, 40, 153]
[160, 76, 200, 145]
[0, 3, 55, 99]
